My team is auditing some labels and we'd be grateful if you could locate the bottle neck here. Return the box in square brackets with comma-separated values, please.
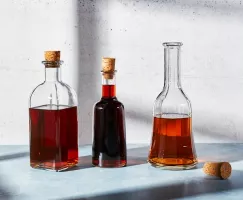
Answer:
[45, 67, 61, 82]
[164, 46, 181, 89]
[102, 73, 116, 98]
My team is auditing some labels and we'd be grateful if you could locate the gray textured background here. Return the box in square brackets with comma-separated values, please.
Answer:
[0, 0, 242, 144]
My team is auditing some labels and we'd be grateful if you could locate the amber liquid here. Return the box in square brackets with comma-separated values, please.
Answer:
[29, 105, 78, 171]
[92, 85, 127, 167]
[148, 114, 197, 169]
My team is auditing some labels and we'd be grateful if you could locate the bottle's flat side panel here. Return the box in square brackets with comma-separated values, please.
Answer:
[29, 106, 78, 171]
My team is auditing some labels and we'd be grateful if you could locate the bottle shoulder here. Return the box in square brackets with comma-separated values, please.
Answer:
[31, 81, 76, 95]
[29, 82, 44, 98]
[94, 98, 124, 110]
[155, 88, 190, 103]
[154, 88, 191, 116]
[29, 81, 78, 108]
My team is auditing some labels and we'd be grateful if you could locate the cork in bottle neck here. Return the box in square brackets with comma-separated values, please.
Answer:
[101, 57, 116, 79]
[43, 51, 63, 68]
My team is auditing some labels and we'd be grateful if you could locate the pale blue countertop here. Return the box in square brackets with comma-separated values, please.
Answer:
[0, 144, 242, 200]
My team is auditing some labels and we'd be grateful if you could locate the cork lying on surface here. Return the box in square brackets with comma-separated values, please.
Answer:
[45, 51, 61, 62]
[102, 57, 116, 79]
[203, 162, 232, 179]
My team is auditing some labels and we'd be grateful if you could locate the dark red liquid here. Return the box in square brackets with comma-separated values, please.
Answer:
[102, 85, 116, 98]
[92, 85, 127, 167]
[29, 105, 78, 171]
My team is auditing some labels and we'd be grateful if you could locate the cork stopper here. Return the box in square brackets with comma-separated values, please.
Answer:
[102, 57, 116, 79]
[44, 51, 60, 62]
[203, 162, 232, 179]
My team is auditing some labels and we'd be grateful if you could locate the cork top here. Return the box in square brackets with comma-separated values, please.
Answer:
[102, 57, 116, 72]
[44, 51, 61, 62]
[102, 57, 116, 79]
[203, 162, 232, 180]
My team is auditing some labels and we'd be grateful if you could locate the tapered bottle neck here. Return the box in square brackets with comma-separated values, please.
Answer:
[164, 43, 182, 89]
[102, 72, 116, 98]
[43, 61, 63, 82]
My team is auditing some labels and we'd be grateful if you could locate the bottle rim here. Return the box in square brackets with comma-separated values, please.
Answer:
[42, 60, 64, 65]
[101, 70, 117, 74]
[163, 42, 183, 47]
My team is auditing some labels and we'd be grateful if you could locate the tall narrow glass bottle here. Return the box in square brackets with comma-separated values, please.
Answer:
[29, 51, 78, 171]
[92, 57, 127, 167]
[148, 42, 197, 170]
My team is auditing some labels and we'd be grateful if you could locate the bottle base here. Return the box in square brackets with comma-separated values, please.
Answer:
[148, 158, 197, 170]
[92, 159, 127, 168]
[30, 160, 78, 172]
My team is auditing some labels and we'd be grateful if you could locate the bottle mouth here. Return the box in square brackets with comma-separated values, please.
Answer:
[163, 42, 183, 47]
[42, 61, 64, 65]
[101, 70, 117, 74]
[101, 70, 117, 79]
[42, 60, 64, 68]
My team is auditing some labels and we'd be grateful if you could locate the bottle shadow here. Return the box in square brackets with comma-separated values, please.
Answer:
[127, 143, 243, 169]
[0, 152, 29, 162]
[62, 146, 149, 172]
[61, 155, 93, 172]
[127, 146, 149, 166]
[62, 169, 243, 200]
[193, 143, 243, 170]
[62, 143, 243, 172]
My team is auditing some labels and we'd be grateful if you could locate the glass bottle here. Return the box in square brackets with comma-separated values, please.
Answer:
[29, 51, 78, 171]
[92, 57, 127, 167]
[148, 42, 197, 170]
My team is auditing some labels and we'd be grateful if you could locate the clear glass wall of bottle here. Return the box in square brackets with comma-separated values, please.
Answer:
[29, 51, 78, 171]
[148, 43, 197, 170]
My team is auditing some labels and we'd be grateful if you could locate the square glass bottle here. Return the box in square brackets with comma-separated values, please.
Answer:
[29, 51, 78, 171]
